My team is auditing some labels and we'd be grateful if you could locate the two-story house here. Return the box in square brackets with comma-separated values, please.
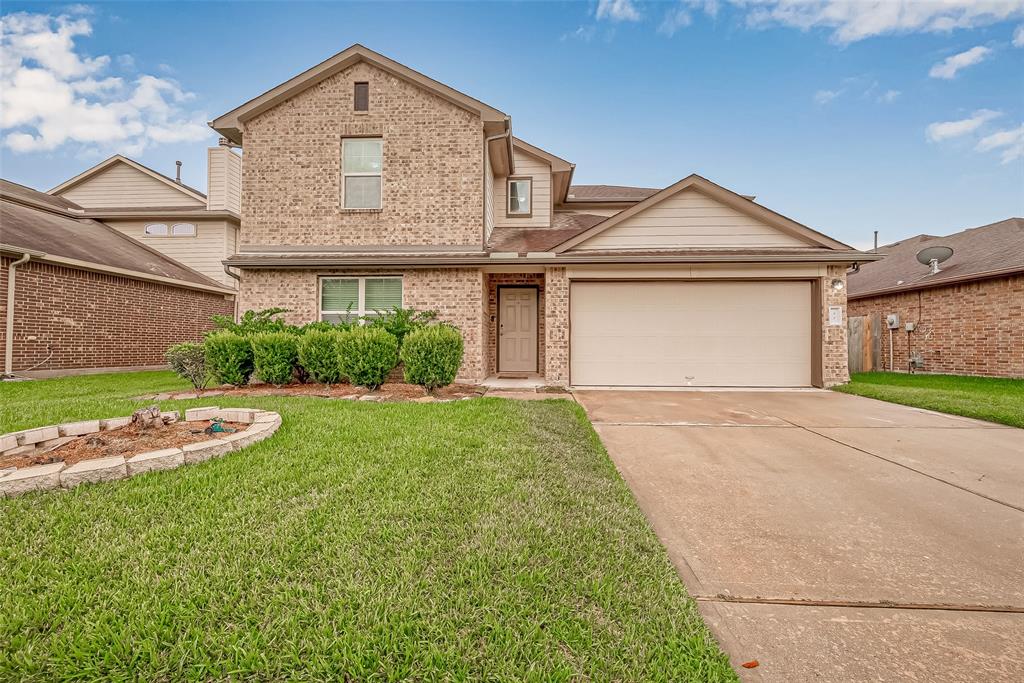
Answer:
[213, 44, 877, 387]
[50, 149, 242, 288]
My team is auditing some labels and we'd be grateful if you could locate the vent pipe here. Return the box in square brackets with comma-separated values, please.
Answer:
[873, 230, 878, 253]
[175, 160, 182, 184]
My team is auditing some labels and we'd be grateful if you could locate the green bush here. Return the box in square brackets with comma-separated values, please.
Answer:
[165, 342, 208, 390]
[367, 307, 437, 348]
[204, 332, 254, 386]
[338, 327, 399, 389]
[210, 308, 296, 336]
[251, 332, 299, 385]
[400, 325, 464, 391]
[298, 330, 344, 384]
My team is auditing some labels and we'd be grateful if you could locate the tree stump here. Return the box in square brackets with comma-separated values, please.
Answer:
[131, 406, 165, 431]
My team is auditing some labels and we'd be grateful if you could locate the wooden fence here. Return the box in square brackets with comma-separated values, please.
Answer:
[847, 313, 881, 374]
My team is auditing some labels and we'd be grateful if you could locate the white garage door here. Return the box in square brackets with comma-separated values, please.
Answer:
[570, 281, 812, 387]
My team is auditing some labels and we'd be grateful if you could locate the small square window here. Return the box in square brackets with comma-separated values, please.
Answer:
[507, 178, 531, 217]
[354, 82, 369, 112]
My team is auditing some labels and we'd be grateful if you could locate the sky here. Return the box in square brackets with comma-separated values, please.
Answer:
[1, 1, 1022, 249]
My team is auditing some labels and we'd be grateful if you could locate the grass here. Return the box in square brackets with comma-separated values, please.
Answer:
[0, 372, 735, 681]
[834, 372, 1024, 428]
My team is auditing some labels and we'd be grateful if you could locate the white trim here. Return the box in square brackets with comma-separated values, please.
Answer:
[341, 138, 383, 210]
[319, 275, 403, 322]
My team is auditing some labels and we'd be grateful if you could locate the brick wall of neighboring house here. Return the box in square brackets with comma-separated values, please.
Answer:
[847, 273, 1024, 378]
[823, 265, 850, 387]
[0, 258, 233, 372]
[241, 61, 484, 249]
[236, 267, 488, 380]
[486, 273, 545, 376]
[543, 267, 570, 385]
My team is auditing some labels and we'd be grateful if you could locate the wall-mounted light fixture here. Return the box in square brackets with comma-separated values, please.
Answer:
[830, 278, 844, 291]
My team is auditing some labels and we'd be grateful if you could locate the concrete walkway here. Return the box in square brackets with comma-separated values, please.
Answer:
[575, 389, 1024, 682]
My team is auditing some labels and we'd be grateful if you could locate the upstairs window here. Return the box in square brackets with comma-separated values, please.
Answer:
[320, 276, 402, 324]
[342, 138, 382, 209]
[354, 82, 369, 112]
[171, 223, 196, 236]
[144, 223, 168, 236]
[507, 178, 532, 217]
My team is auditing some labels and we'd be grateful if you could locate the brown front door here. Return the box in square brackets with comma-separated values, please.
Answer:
[498, 287, 538, 373]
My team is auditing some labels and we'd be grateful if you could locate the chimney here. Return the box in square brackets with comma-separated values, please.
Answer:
[174, 160, 182, 184]
[206, 145, 242, 213]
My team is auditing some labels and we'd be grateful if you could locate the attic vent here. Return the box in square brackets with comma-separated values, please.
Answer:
[354, 82, 369, 112]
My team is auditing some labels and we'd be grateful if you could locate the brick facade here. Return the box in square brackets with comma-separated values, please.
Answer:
[822, 265, 850, 387]
[848, 274, 1023, 378]
[486, 273, 545, 376]
[241, 61, 483, 248]
[544, 267, 570, 385]
[0, 258, 233, 372]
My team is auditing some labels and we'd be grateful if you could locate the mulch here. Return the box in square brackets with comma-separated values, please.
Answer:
[0, 420, 245, 470]
[145, 382, 485, 402]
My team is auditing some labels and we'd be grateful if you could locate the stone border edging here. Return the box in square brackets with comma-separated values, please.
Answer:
[0, 407, 281, 498]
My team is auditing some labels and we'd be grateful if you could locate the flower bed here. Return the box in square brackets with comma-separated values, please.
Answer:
[138, 382, 485, 402]
[0, 407, 280, 498]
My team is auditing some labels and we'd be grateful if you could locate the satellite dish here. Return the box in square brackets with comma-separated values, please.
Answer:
[916, 245, 954, 274]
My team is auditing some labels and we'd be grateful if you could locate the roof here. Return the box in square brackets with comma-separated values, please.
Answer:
[49, 155, 207, 202]
[488, 213, 607, 254]
[212, 44, 508, 145]
[847, 217, 1024, 299]
[566, 185, 659, 202]
[0, 180, 231, 293]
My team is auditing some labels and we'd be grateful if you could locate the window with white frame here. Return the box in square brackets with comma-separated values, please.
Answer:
[144, 223, 169, 236]
[507, 177, 531, 216]
[171, 223, 196, 236]
[342, 138, 383, 209]
[320, 276, 402, 323]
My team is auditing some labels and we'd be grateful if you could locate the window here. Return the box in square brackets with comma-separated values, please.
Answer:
[354, 82, 369, 112]
[320, 276, 402, 323]
[144, 223, 168, 236]
[171, 223, 196, 236]
[507, 178, 531, 216]
[342, 138, 382, 209]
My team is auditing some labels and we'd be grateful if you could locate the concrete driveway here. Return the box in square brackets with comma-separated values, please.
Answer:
[575, 389, 1024, 682]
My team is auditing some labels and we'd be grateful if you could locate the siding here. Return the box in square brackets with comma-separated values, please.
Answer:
[484, 150, 494, 240]
[571, 188, 808, 250]
[207, 147, 242, 213]
[104, 219, 236, 287]
[494, 147, 552, 228]
[60, 162, 204, 208]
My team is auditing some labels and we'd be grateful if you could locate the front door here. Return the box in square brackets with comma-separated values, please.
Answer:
[499, 287, 538, 373]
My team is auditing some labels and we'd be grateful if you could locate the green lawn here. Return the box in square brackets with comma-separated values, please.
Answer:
[834, 372, 1024, 428]
[0, 372, 735, 681]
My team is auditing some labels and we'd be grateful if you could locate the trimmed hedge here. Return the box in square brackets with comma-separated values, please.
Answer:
[298, 330, 345, 384]
[400, 324, 464, 391]
[252, 332, 299, 385]
[338, 327, 399, 390]
[204, 332, 254, 387]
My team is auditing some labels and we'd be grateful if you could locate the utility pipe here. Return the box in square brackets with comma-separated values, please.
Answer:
[4, 252, 32, 377]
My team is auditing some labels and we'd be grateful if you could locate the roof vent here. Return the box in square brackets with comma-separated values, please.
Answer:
[916, 245, 954, 275]
[174, 160, 182, 184]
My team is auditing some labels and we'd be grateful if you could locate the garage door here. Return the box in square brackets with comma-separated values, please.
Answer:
[570, 281, 812, 387]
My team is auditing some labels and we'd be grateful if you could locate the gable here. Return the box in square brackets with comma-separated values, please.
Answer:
[57, 161, 205, 209]
[569, 187, 810, 251]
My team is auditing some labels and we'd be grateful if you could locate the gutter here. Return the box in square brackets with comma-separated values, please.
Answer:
[4, 250, 43, 377]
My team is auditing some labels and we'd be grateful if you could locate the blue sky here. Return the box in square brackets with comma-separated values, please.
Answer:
[2, 1, 1022, 248]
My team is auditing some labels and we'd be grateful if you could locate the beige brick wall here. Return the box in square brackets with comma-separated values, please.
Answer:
[241, 61, 484, 248]
[543, 267, 570, 385]
[822, 265, 850, 387]
[237, 267, 486, 381]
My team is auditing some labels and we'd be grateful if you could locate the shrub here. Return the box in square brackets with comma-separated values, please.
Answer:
[400, 324, 464, 391]
[251, 332, 299, 385]
[298, 330, 344, 384]
[211, 308, 296, 336]
[337, 327, 399, 389]
[204, 331, 254, 386]
[165, 342, 208, 390]
[367, 307, 437, 348]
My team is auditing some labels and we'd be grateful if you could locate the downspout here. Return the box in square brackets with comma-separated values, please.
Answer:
[4, 252, 32, 377]
[223, 264, 241, 323]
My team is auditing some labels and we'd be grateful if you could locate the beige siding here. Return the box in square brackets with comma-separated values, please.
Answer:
[494, 147, 551, 228]
[225, 223, 238, 258]
[571, 188, 808, 250]
[60, 162, 204, 208]
[484, 150, 494, 239]
[207, 147, 242, 214]
[105, 219, 236, 287]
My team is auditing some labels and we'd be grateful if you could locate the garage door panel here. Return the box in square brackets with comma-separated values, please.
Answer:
[570, 281, 812, 387]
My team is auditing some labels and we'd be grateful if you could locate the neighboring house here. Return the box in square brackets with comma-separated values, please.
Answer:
[212, 44, 877, 387]
[49, 149, 242, 288]
[848, 218, 1024, 378]
[0, 180, 235, 375]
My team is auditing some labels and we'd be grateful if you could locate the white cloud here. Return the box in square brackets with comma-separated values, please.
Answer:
[1014, 23, 1024, 46]
[926, 109, 1001, 142]
[928, 45, 992, 79]
[658, 7, 693, 36]
[877, 89, 900, 103]
[742, 0, 1024, 45]
[596, 0, 641, 22]
[813, 88, 842, 104]
[0, 10, 209, 154]
[976, 123, 1024, 163]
